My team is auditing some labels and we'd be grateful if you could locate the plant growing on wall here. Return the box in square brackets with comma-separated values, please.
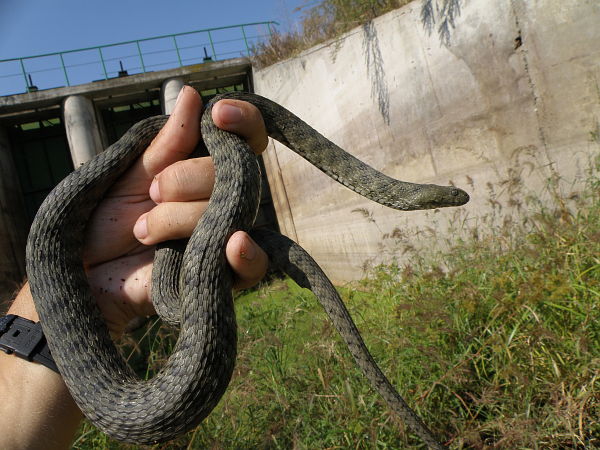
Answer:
[252, 0, 464, 67]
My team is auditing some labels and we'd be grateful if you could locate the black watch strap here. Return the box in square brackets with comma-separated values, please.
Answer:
[0, 314, 59, 373]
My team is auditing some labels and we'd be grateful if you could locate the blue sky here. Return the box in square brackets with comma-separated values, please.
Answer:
[0, 0, 306, 59]
[0, 0, 308, 95]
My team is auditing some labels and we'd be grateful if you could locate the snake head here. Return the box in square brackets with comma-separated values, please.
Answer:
[414, 184, 470, 209]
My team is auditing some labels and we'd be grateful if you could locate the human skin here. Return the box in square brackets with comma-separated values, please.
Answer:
[0, 86, 269, 449]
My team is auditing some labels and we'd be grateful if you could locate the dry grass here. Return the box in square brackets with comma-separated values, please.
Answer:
[251, 0, 413, 68]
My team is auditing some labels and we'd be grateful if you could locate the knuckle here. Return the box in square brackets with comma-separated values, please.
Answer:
[149, 201, 204, 241]
[159, 158, 214, 200]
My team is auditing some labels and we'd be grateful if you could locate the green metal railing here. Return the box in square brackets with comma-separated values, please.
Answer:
[0, 21, 277, 97]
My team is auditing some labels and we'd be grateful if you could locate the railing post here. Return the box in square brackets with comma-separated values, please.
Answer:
[18, 59, 28, 92]
[207, 30, 217, 61]
[136, 41, 146, 73]
[98, 48, 108, 79]
[173, 36, 183, 67]
[59, 53, 70, 86]
[241, 25, 249, 55]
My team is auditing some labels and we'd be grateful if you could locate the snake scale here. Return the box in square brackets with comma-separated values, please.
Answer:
[26, 91, 469, 449]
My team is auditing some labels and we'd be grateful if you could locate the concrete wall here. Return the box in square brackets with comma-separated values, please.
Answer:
[254, 0, 600, 283]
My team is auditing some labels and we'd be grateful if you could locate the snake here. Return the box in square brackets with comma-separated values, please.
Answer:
[26, 91, 469, 449]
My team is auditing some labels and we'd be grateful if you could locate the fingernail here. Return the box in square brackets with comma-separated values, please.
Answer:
[149, 178, 161, 203]
[133, 214, 148, 240]
[218, 102, 243, 124]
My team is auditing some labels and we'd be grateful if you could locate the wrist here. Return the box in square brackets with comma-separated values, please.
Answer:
[7, 283, 39, 322]
[1, 282, 83, 449]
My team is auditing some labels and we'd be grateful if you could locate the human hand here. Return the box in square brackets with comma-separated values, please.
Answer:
[81, 86, 269, 335]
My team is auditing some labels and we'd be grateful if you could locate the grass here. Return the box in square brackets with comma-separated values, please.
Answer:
[72, 167, 600, 448]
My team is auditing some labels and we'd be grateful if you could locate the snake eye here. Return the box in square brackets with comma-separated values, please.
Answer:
[451, 189, 459, 196]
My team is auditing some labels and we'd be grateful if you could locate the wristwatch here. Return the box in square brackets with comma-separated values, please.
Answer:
[0, 314, 59, 373]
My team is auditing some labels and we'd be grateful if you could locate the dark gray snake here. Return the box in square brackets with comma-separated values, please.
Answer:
[26, 92, 468, 449]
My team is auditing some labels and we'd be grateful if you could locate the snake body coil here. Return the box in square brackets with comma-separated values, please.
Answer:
[26, 92, 468, 448]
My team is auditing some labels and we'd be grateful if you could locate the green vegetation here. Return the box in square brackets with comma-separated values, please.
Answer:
[252, 0, 462, 68]
[72, 166, 599, 448]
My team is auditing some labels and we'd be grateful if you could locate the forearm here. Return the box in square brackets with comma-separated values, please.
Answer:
[0, 283, 82, 449]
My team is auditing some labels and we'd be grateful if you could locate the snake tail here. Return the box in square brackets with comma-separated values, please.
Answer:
[251, 229, 448, 450]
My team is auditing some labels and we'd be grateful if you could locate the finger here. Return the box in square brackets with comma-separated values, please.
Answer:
[226, 231, 268, 290]
[147, 98, 268, 204]
[212, 99, 268, 155]
[133, 201, 208, 245]
[111, 86, 202, 194]
[148, 157, 215, 204]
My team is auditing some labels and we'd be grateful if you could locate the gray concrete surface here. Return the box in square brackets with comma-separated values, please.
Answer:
[254, 0, 600, 282]
[63, 95, 104, 167]
[0, 58, 251, 120]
